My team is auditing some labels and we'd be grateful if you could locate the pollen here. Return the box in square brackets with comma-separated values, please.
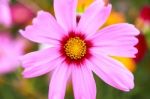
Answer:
[64, 37, 86, 60]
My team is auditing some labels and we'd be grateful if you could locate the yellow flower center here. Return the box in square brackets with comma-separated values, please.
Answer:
[64, 37, 86, 60]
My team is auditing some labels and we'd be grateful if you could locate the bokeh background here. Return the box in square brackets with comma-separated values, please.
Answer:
[0, 0, 150, 99]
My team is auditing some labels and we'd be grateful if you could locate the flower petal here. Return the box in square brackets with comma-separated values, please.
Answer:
[90, 23, 140, 57]
[0, 0, 12, 26]
[86, 54, 134, 91]
[72, 65, 96, 99]
[20, 11, 65, 45]
[0, 57, 19, 74]
[77, 0, 111, 37]
[49, 62, 71, 99]
[21, 47, 62, 78]
[54, 0, 77, 31]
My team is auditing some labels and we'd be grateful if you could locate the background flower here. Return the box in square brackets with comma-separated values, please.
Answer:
[0, 0, 12, 27]
[0, 33, 24, 74]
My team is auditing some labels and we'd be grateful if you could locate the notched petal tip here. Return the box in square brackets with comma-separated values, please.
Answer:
[19, 10, 42, 35]
[19, 10, 49, 36]
[32, 10, 47, 24]
[134, 47, 138, 54]
[127, 24, 140, 36]
[19, 29, 24, 35]
[133, 37, 139, 46]
[89, 55, 135, 92]
[22, 74, 33, 78]
[19, 31, 27, 40]
[122, 83, 134, 92]
[22, 71, 31, 78]
[132, 26, 140, 36]
[19, 25, 33, 37]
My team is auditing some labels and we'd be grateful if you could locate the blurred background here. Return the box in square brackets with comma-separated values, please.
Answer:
[0, 0, 150, 99]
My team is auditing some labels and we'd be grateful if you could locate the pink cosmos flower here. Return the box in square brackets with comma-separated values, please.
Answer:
[0, 33, 24, 74]
[20, 0, 139, 98]
[0, 0, 12, 26]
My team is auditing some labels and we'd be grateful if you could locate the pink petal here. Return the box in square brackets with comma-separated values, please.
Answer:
[20, 11, 65, 45]
[77, 0, 111, 37]
[49, 63, 71, 99]
[0, 0, 12, 26]
[86, 54, 134, 91]
[54, 0, 77, 31]
[0, 33, 22, 74]
[90, 23, 140, 57]
[13, 38, 26, 55]
[21, 47, 62, 78]
[72, 65, 96, 99]
[0, 57, 19, 74]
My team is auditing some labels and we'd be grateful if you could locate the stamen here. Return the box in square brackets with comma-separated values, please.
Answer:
[64, 37, 86, 60]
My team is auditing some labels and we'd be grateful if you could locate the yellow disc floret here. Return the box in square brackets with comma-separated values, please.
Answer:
[64, 37, 86, 60]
